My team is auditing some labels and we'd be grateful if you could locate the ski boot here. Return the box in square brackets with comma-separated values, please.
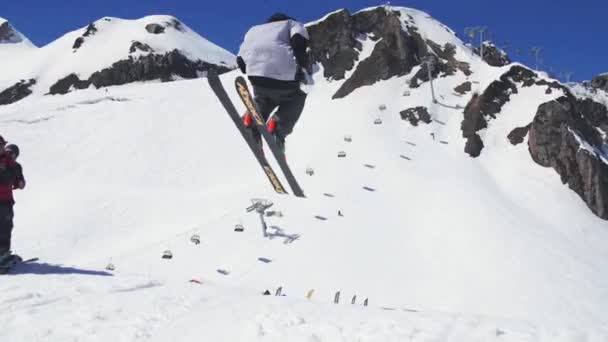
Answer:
[242, 111, 263, 152]
[266, 118, 286, 154]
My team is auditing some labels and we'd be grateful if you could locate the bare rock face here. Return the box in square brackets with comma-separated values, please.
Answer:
[462, 65, 565, 157]
[129, 41, 153, 54]
[48, 50, 233, 95]
[400, 106, 431, 126]
[72, 23, 98, 50]
[528, 96, 608, 219]
[0, 79, 36, 105]
[590, 74, 608, 92]
[146, 24, 165, 34]
[474, 42, 511, 67]
[0, 21, 23, 43]
[454, 81, 472, 95]
[409, 41, 471, 88]
[308, 8, 428, 99]
[507, 125, 531, 145]
[146, 19, 185, 35]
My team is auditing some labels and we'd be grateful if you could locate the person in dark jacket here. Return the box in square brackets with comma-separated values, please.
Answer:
[0, 140, 26, 259]
[237, 13, 312, 152]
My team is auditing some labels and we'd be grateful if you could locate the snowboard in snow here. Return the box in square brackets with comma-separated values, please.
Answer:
[234, 76, 305, 197]
[207, 71, 288, 195]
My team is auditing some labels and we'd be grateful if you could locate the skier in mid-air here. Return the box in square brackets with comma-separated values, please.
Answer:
[0, 139, 26, 264]
[236, 12, 312, 153]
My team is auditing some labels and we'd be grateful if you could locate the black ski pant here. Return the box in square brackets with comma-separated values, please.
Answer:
[0, 202, 14, 254]
[252, 85, 307, 141]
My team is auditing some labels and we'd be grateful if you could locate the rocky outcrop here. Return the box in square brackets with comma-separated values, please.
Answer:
[462, 65, 566, 157]
[409, 41, 471, 88]
[146, 19, 185, 35]
[0, 79, 36, 105]
[400, 106, 431, 126]
[146, 24, 165, 34]
[507, 125, 531, 145]
[528, 96, 608, 219]
[590, 74, 608, 92]
[0, 21, 22, 43]
[73, 23, 98, 50]
[308, 8, 427, 99]
[475, 42, 511, 67]
[48, 49, 233, 95]
[454, 81, 471, 95]
[129, 41, 153, 54]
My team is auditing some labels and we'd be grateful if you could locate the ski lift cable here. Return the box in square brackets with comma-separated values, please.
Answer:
[82, 207, 240, 268]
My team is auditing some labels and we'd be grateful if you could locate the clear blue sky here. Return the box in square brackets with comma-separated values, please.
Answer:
[3, 0, 606, 81]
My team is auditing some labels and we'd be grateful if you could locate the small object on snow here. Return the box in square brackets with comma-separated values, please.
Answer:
[338, 151, 346, 158]
[314, 215, 328, 221]
[374, 118, 383, 125]
[496, 329, 506, 337]
[217, 269, 230, 275]
[323, 193, 335, 198]
[402, 308, 418, 313]
[363, 186, 376, 192]
[189, 279, 203, 285]
[430, 132, 435, 140]
[338, 210, 344, 217]
[364, 298, 369, 306]
[433, 119, 446, 125]
[306, 167, 314, 176]
[334, 291, 341, 304]
[105, 263, 116, 271]
[400, 155, 411, 160]
[364, 164, 375, 169]
[351, 295, 357, 304]
[440, 140, 449, 145]
[381, 307, 396, 311]
[258, 257, 272, 263]
[402, 90, 411, 96]
[379, 104, 387, 111]
[190, 234, 201, 245]
[405, 141, 416, 146]
[265, 210, 283, 218]
[344, 135, 352, 142]
[162, 250, 173, 259]
[306, 289, 315, 299]
[275, 287, 283, 296]
[263, 289, 271, 295]
[234, 224, 245, 232]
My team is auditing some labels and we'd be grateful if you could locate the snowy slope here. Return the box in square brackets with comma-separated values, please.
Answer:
[0, 15, 235, 93]
[0, 6, 607, 342]
[0, 18, 37, 85]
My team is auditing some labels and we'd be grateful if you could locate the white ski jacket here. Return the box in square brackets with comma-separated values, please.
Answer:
[238, 19, 309, 81]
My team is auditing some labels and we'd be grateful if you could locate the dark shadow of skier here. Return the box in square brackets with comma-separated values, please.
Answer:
[268, 226, 300, 244]
[7, 261, 113, 276]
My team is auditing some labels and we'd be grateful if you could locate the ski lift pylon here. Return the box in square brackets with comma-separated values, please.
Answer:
[374, 118, 383, 125]
[338, 151, 346, 158]
[234, 224, 245, 232]
[162, 250, 173, 259]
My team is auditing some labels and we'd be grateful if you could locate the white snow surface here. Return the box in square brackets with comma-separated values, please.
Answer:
[0, 15, 235, 92]
[1, 7, 608, 342]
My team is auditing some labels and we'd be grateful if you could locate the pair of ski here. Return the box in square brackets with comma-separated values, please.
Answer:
[208, 71, 305, 197]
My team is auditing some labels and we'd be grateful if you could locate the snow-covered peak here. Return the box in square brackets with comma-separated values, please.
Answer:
[0, 15, 235, 101]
